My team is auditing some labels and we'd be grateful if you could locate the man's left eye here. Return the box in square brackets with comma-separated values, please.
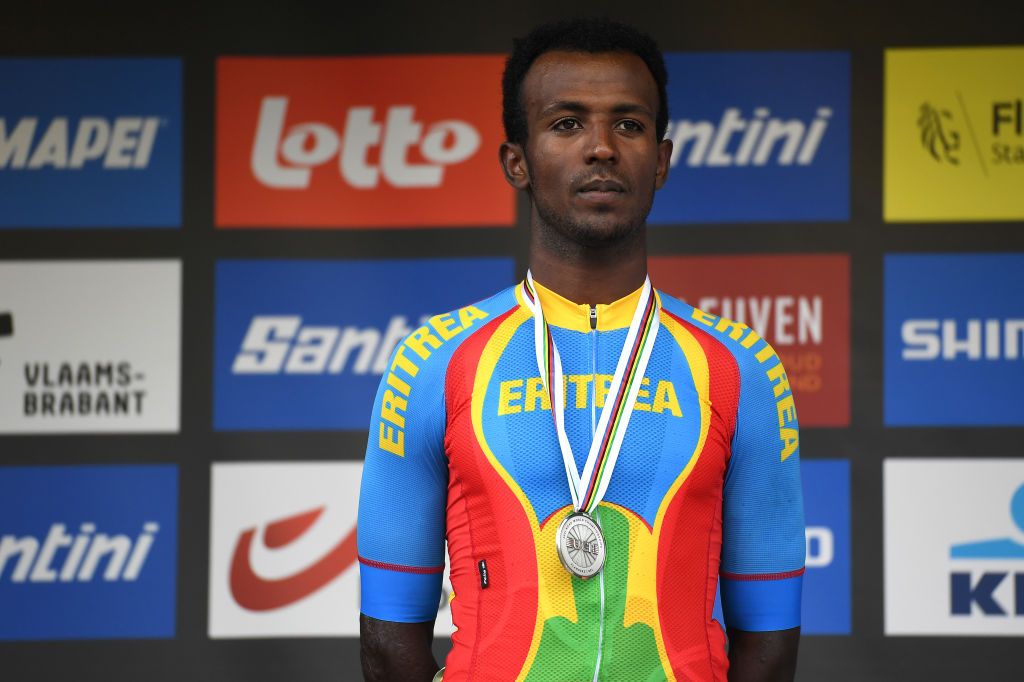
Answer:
[616, 120, 643, 132]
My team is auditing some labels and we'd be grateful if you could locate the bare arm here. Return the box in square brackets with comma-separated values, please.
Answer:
[360, 614, 439, 682]
[726, 627, 800, 682]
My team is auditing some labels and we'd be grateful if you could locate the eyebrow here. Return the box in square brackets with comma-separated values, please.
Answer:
[538, 100, 654, 118]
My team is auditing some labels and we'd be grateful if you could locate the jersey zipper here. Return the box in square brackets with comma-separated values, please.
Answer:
[589, 304, 605, 681]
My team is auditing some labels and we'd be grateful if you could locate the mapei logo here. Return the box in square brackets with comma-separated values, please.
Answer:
[0, 465, 177, 640]
[885, 254, 1024, 425]
[1, 116, 163, 170]
[209, 462, 364, 637]
[649, 52, 849, 224]
[216, 56, 513, 228]
[650, 254, 850, 427]
[886, 459, 1024, 635]
[0, 58, 181, 228]
[886, 47, 1024, 221]
[213, 258, 513, 430]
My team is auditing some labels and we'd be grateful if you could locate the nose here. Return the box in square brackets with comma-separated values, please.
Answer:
[585, 124, 617, 164]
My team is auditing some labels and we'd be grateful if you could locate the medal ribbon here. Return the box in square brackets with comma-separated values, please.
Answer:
[522, 271, 660, 515]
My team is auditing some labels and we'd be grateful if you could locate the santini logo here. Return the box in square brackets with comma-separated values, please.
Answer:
[949, 483, 1024, 617]
[0, 117, 162, 170]
[229, 506, 356, 611]
[232, 315, 417, 376]
[0, 522, 159, 583]
[252, 97, 481, 189]
[666, 107, 832, 168]
[902, 319, 1024, 360]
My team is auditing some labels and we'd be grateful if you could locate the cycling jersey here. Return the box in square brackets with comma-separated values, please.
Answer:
[358, 279, 805, 681]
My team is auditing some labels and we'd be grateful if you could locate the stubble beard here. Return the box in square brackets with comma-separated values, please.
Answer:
[531, 183, 654, 259]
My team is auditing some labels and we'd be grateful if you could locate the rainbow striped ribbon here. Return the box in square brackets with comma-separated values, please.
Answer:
[522, 271, 661, 515]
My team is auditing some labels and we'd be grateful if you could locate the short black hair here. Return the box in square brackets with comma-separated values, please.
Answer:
[502, 19, 669, 147]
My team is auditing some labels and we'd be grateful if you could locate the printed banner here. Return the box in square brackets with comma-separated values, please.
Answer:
[209, 462, 453, 637]
[885, 458, 1024, 635]
[650, 52, 849, 224]
[650, 254, 850, 426]
[0, 465, 177, 640]
[885, 47, 1024, 222]
[213, 258, 513, 430]
[0, 58, 181, 228]
[884, 253, 1024, 425]
[216, 56, 513, 228]
[0, 261, 181, 433]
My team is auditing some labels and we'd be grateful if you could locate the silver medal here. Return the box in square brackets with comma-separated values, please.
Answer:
[555, 511, 606, 579]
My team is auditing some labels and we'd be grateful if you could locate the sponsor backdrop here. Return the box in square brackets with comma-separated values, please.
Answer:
[1, 2, 1022, 681]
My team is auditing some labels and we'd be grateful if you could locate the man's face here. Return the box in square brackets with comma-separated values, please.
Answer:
[507, 50, 671, 246]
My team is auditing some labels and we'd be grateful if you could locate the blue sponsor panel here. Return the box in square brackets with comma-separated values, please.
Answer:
[713, 459, 850, 634]
[0, 465, 177, 640]
[801, 460, 851, 634]
[0, 58, 181, 228]
[885, 254, 1024, 425]
[649, 52, 849, 224]
[214, 258, 514, 430]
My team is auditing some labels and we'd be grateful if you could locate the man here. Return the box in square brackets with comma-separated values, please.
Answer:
[358, 19, 804, 681]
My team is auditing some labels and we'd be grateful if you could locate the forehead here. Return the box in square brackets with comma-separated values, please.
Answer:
[521, 50, 658, 116]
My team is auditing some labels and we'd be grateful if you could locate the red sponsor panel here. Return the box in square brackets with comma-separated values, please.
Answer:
[216, 56, 514, 228]
[650, 254, 849, 427]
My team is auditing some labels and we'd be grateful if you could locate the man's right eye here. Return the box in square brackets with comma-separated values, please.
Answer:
[553, 118, 582, 131]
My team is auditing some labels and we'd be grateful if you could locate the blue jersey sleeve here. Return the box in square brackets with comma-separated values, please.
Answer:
[357, 298, 505, 623]
[718, 332, 806, 632]
[358, 323, 449, 622]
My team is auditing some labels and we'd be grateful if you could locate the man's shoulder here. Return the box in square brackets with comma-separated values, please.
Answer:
[658, 289, 783, 379]
[386, 285, 520, 384]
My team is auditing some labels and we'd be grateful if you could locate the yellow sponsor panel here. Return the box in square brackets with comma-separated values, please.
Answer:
[885, 46, 1024, 222]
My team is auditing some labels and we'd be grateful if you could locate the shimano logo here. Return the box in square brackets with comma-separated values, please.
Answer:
[251, 97, 481, 189]
[901, 319, 1024, 360]
[0, 116, 161, 170]
[232, 314, 418, 375]
[0, 522, 159, 583]
[666, 106, 832, 168]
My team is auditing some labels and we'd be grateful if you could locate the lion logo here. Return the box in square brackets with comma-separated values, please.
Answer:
[918, 102, 961, 164]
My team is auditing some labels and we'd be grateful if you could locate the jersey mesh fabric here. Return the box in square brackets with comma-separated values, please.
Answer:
[358, 285, 805, 681]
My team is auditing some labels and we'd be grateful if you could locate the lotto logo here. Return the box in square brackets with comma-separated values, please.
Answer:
[216, 56, 513, 228]
[252, 98, 480, 190]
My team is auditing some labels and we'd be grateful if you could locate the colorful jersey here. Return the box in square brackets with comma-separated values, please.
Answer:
[358, 280, 805, 681]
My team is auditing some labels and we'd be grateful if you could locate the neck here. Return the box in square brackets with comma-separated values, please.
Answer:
[528, 221, 648, 305]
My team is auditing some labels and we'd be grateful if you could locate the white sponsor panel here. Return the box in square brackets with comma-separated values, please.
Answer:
[885, 458, 1024, 635]
[209, 462, 453, 638]
[0, 261, 180, 433]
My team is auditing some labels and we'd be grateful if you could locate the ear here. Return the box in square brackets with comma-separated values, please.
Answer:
[499, 141, 530, 190]
[654, 138, 673, 190]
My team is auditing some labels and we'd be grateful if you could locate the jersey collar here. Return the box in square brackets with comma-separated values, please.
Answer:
[516, 278, 653, 332]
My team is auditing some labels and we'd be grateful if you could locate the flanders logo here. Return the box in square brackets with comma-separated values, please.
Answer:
[917, 102, 960, 164]
[885, 47, 1024, 222]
